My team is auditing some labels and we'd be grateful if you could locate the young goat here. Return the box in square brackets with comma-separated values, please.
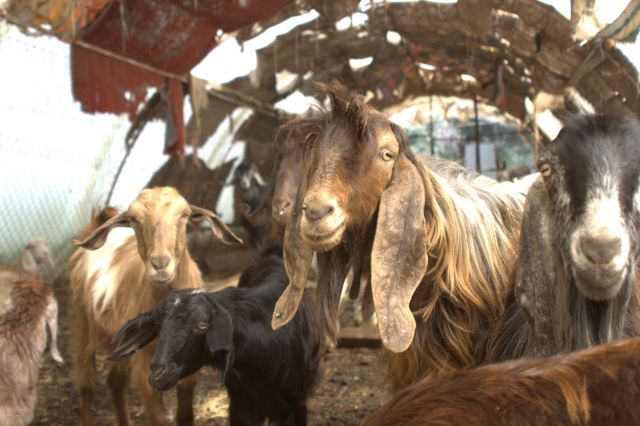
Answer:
[109, 254, 322, 426]
[513, 114, 640, 357]
[69, 187, 241, 426]
[0, 277, 63, 426]
[2, 238, 54, 277]
[232, 160, 271, 250]
[362, 337, 640, 426]
[0, 238, 56, 316]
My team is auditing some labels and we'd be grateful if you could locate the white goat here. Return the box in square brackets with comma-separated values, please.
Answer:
[0, 276, 63, 426]
[68, 187, 241, 426]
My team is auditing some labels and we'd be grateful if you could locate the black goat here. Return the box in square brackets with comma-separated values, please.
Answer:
[232, 160, 270, 250]
[109, 255, 322, 426]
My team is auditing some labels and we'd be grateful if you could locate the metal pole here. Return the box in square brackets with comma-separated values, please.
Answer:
[429, 95, 434, 156]
[473, 94, 481, 173]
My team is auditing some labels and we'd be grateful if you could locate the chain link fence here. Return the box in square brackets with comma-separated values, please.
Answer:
[0, 26, 170, 278]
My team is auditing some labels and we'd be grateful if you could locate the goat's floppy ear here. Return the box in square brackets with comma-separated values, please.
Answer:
[371, 154, 428, 353]
[108, 311, 158, 361]
[205, 301, 235, 384]
[189, 205, 243, 245]
[272, 171, 313, 331]
[73, 212, 131, 250]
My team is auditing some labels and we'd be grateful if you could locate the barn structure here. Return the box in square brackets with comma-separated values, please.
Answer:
[1, 0, 639, 424]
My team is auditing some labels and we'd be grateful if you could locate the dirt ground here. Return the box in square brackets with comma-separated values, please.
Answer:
[32, 267, 389, 426]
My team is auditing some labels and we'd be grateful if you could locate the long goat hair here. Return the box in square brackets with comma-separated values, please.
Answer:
[385, 156, 530, 389]
[273, 81, 533, 391]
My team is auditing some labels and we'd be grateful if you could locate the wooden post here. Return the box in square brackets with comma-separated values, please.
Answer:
[429, 95, 435, 156]
[473, 94, 481, 173]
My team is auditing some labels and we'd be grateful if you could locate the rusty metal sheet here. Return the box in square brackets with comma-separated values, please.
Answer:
[77, 0, 294, 75]
[71, 0, 293, 155]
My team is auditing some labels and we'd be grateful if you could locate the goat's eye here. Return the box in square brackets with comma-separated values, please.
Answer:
[181, 213, 190, 220]
[128, 217, 138, 225]
[539, 162, 553, 178]
[380, 149, 395, 162]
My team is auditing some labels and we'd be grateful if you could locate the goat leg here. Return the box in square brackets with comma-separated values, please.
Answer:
[175, 373, 197, 426]
[107, 362, 132, 426]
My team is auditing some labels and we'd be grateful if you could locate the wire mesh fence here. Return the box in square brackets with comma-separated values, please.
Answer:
[0, 26, 169, 277]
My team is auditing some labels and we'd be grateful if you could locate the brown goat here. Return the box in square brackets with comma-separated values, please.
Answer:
[69, 187, 241, 426]
[271, 82, 533, 390]
[362, 336, 640, 426]
[0, 277, 63, 426]
[236, 134, 305, 250]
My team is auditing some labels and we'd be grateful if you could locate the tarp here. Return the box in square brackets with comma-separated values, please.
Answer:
[70, 0, 293, 154]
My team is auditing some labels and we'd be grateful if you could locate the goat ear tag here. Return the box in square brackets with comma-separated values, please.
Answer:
[371, 156, 428, 353]
[189, 205, 243, 245]
[74, 213, 131, 250]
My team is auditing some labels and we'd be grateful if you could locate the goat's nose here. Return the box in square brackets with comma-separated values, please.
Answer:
[580, 235, 622, 264]
[150, 255, 171, 271]
[150, 364, 168, 380]
[302, 198, 337, 222]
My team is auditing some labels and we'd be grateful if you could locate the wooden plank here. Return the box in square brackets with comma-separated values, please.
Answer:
[337, 326, 382, 348]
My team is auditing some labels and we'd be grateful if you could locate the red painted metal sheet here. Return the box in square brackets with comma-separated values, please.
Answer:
[71, 45, 162, 120]
[78, 0, 293, 74]
[71, 0, 293, 154]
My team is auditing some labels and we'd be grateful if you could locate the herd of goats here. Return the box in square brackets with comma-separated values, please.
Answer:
[2, 81, 640, 426]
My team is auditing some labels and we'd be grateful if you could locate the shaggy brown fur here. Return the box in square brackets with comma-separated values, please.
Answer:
[362, 337, 640, 426]
[68, 187, 240, 426]
[0, 277, 61, 426]
[271, 81, 533, 391]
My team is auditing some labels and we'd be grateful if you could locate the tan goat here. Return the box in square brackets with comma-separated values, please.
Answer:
[69, 187, 241, 426]
[0, 276, 63, 426]
[0, 238, 55, 315]
[2, 238, 54, 277]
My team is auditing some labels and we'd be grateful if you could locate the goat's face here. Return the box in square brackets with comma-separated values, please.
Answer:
[539, 114, 640, 301]
[108, 289, 234, 390]
[234, 161, 267, 198]
[27, 238, 54, 268]
[271, 138, 304, 227]
[125, 188, 193, 284]
[273, 82, 428, 354]
[297, 109, 399, 252]
[75, 187, 242, 286]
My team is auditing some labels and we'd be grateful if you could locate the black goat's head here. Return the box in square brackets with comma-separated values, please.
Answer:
[108, 289, 234, 389]
[539, 113, 640, 301]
